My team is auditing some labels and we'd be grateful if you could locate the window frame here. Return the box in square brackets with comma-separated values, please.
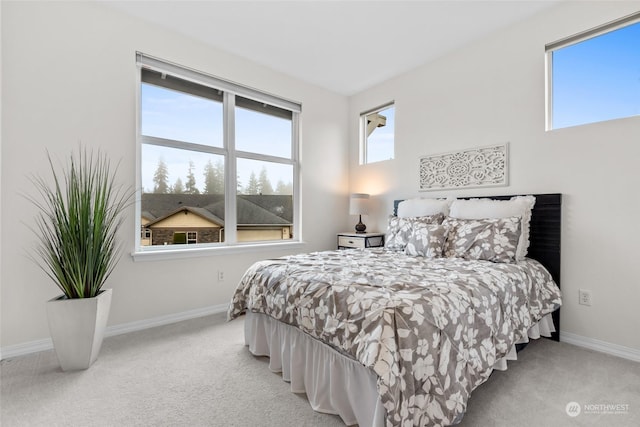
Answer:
[545, 11, 640, 131]
[359, 101, 395, 165]
[133, 53, 303, 260]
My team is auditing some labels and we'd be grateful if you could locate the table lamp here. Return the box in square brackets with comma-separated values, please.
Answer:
[349, 193, 370, 233]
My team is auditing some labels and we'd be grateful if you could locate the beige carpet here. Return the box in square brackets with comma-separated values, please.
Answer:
[1, 312, 639, 426]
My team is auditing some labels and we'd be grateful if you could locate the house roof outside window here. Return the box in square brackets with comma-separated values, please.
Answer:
[141, 194, 293, 227]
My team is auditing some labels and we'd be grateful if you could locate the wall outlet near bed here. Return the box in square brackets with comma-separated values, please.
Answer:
[218, 271, 225, 282]
[579, 289, 592, 306]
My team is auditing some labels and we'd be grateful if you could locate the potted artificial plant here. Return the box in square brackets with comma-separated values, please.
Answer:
[28, 147, 131, 371]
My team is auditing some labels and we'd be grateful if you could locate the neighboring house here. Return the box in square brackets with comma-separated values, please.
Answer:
[141, 193, 293, 246]
[140, 211, 156, 246]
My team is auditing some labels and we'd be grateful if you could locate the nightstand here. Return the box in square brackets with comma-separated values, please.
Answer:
[337, 232, 385, 249]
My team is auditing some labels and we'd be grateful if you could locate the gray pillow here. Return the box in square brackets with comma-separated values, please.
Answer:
[443, 216, 521, 263]
[404, 224, 450, 258]
[385, 213, 445, 251]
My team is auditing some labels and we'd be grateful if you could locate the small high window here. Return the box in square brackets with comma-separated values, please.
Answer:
[546, 13, 640, 130]
[360, 102, 395, 164]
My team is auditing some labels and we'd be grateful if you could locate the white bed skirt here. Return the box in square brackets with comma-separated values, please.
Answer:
[244, 312, 556, 427]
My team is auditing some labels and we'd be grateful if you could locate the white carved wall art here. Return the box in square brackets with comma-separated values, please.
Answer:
[419, 143, 508, 191]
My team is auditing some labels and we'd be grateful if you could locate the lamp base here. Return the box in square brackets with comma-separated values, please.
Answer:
[355, 215, 367, 234]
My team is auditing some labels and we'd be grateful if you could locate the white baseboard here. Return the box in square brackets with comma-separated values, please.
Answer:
[0, 303, 229, 361]
[561, 332, 640, 363]
[103, 303, 228, 337]
[0, 337, 55, 361]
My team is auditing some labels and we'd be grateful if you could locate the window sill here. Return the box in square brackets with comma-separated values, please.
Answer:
[131, 240, 307, 262]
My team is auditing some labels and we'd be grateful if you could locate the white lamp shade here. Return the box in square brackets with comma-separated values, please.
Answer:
[349, 193, 370, 215]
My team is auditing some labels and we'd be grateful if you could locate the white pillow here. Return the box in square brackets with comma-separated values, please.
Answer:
[448, 195, 536, 260]
[397, 197, 454, 218]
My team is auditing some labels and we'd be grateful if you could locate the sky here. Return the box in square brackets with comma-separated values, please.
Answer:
[552, 21, 640, 129]
[366, 105, 395, 164]
[141, 84, 293, 193]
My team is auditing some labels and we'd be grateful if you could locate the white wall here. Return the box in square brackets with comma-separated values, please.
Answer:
[1, 1, 350, 348]
[349, 2, 640, 352]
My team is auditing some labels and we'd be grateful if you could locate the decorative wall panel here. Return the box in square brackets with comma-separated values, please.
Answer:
[419, 144, 508, 191]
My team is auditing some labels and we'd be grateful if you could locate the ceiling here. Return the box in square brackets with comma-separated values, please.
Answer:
[106, 0, 561, 95]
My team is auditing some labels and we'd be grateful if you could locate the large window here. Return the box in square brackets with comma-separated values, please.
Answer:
[360, 102, 395, 164]
[136, 53, 300, 252]
[546, 13, 640, 130]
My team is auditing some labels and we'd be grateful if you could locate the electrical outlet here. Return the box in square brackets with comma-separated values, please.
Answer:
[578, 289, 592, 306]
[218, 271, 225, 282]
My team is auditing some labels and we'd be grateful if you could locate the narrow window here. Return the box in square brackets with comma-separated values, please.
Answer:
[546, 13, 640, 130]
[360, 102, 395, 164]
[235, 96, 294, 243]
[136, 53, 300, 252]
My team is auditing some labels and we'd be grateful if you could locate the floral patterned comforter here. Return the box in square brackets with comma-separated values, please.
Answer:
[228, 249, 562, 426]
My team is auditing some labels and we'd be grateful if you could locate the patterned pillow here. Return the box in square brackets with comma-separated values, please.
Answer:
[449, 196, 535, 261]
[385, 213, 445, 251]
[404, 224, 450, 258]
[443, 216, 521, 263]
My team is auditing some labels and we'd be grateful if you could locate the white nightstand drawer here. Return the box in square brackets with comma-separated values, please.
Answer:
[337, 232, 385, 249]
[338, 236, 365, 248]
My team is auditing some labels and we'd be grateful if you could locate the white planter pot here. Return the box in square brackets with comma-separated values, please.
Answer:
[46, 288, 112, 371]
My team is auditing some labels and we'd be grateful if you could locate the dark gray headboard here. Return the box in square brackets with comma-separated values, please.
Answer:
[394, 193, 562, 341]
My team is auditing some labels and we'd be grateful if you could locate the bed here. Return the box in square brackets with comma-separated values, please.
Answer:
[228, 194, 562, 426]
